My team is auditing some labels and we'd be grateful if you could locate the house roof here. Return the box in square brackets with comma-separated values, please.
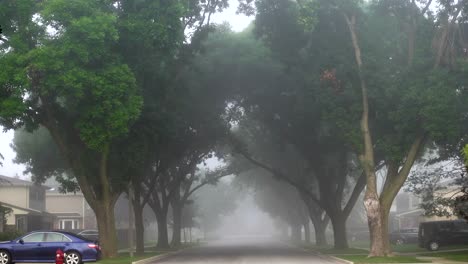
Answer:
[52, 212, 82, 218]
[396, 208, 424, 217]
[0, 175, 49, 188]
[0, 201, 55, 216]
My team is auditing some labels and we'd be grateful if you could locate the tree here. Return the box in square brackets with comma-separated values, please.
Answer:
[237, 0, 468, 256]
[235, 166, 310, 243]
[338, 0, 468, 256]
[194, 181, 239, 238]
[0, 0, 145, 257]
[405, 149, 468, 221]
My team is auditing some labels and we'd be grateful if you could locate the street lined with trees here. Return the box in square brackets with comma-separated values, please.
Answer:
[1, 0, 468, 260]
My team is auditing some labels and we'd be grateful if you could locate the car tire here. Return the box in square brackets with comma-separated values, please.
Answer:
[396, 239, 404, 245]
[0, 250, 11, 264]
[65, 251, 82, 264]
[427, 241, 440, 251]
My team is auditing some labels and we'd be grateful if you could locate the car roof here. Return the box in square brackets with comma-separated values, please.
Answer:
[422, 219, 468, 224]
[21, 230, 91, 241]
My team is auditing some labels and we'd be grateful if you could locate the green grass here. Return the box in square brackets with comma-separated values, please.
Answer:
[334, 255, 431, 263]
[351, 241, 468, 253]
[419, 250, 468, 262]
[302, 244, 369, 255]
[391, 244, 424, 253]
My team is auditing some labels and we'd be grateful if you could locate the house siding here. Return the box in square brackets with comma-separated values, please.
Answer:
[0, 187, 29, 208]
[46, 194, 84, 213]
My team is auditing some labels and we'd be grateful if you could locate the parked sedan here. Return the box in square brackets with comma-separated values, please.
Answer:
[76, 230, 99, 242]
[0, 231, 101, 264]
[390, 228, 419, 245]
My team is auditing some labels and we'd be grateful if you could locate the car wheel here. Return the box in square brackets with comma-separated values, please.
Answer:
[0, 250, 11, 264]
[428, 241, 440, 251]
[65, 251, 82, 264]
[396, 239, 404, 245]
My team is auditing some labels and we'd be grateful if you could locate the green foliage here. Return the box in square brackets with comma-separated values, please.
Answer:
[0, 206, 12, 226]
[0, 230, 23, 242]
[464, 145, 468, 167]
[334, 255, 430, 263]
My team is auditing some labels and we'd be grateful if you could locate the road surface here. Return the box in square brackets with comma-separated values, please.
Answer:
[152, 237, 340, 264]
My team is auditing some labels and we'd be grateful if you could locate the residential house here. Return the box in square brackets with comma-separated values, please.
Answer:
[45, 181, 96, 231]
[395, 190, 459, 229]
[0, 175, 54, 232]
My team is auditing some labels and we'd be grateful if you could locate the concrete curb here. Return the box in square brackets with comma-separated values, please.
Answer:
[313, 252, 354, 264]
[283, 242, 354, 264]
[130, 243, 202, 264]
[131, 251, 178, 264]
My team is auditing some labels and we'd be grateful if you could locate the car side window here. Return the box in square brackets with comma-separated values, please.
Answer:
[45, 233, 71, 242]
[439, 223, 454, 232]
[454, 222, 468, 232]
[22, 233, 45, 243]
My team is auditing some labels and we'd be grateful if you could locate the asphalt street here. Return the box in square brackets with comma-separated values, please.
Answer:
[152, 237, 341, 264]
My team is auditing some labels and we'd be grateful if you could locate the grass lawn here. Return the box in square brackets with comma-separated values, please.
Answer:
[334, 255, 431, 263]
[302, 244, 369, 255]
[351, 241, 468, 253]
[419, 250, 468, 262]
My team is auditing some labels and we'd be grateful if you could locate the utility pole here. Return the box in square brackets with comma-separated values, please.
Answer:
[128, 184, 134, 258]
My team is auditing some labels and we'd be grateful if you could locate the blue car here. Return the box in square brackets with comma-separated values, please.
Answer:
[0, 231, 101, 264]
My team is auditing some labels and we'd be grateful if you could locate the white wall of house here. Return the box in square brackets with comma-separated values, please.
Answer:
[46, 193, 84, 214]
[0, 186, 29, 208]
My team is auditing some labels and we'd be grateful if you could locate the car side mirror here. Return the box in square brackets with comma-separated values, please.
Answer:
[18, 239, 24, 244]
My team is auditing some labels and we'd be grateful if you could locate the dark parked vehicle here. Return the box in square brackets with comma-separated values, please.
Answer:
[419, 220, 468, 251]
[390, 228, 419, 245]
[77, 230, 99, 242]
[0, 231, 101, 264]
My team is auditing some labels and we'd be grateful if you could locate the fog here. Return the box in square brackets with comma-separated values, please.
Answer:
[210, 193, 278, 239]
[1, 0, 467, 262]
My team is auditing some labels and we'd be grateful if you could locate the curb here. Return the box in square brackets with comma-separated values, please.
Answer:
[131, 251, 178, 264]
[314, 252, 354, 264]
[283, 242, 354, 264]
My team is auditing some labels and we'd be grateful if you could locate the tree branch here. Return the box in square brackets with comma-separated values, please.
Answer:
[239, 151, 322, 206]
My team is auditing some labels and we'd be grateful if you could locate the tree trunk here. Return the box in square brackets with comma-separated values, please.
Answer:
[171, 202, 182, 247]
[344, 12, 389, 256]
[291, 224, 302, 243]
[95, 203, 119, 258]
[304, 220, 311, 244]
[364, 191, 387, 256]
[155, 212, 170, 249]
[304, 197, 328, 246]
[313, 220, 328, 247]
[133, 203, 145, 255]
[330, 213, 348, 249]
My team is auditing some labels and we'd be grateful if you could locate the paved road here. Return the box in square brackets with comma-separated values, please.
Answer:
[152, 237, 340, 264]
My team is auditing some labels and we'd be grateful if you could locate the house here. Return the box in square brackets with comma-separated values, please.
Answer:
[0, 175, 55, 232]
[45, 180, 97, 231]
[395, 190, 459, 229]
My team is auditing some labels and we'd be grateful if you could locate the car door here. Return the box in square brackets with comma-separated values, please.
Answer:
[452, 222, 468, 245]
[12, 232, 45, 261]
[42, 233, 72, 262]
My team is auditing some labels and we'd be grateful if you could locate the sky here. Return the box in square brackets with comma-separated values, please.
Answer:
[0, 0, 253, 180]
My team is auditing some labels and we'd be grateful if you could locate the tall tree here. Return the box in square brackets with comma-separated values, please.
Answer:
[0, 0, 144, 257]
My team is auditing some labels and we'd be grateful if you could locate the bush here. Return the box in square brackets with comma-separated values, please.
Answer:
[0, 231, 23, 241]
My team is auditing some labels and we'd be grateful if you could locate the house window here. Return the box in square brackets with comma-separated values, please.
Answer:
[16, 216, 26, 232]
[59, 219, 79, 230]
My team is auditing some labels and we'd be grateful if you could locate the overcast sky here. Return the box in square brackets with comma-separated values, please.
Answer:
[0, 0, 253, 179]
